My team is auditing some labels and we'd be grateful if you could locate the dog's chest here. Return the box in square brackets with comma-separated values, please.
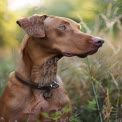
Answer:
[22, 88, 70, 121]
[21, 92, 56, 121]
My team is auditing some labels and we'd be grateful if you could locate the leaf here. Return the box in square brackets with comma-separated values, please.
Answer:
[51, 111, 62, 120]
[36, 120, 41, 122]
[87, 99, 96, 110]
[70, 118, 79, 122]
[40, 112, 49, 118]
[63, 105, 70, 113]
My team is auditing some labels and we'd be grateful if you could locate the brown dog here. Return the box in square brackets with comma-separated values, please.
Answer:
[0, 15, 104, 122]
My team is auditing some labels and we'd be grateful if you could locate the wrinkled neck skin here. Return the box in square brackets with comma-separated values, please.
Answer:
[16, 36, 62, 86]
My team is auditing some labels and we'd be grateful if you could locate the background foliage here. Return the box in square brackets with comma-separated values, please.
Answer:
[0, 0, 122, 121]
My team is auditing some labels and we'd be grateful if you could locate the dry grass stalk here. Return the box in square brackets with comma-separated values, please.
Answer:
[102, 88, 113, 120]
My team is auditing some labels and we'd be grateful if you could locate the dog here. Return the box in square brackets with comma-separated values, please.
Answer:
[0, 14, 104, 122]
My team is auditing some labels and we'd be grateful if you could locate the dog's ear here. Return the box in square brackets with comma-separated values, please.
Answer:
[16, 14, 47, 37]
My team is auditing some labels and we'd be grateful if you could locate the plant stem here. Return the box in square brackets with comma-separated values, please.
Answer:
[86, 58, 103, 122]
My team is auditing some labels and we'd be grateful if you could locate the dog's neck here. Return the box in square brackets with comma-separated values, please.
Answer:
[16, 36, 61, 85]
[30, 56, 60, 85]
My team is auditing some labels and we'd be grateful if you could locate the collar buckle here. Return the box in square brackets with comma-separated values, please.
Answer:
[50, 81, 59, 89]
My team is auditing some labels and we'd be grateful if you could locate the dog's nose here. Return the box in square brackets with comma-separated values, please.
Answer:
[91, 37, 104, 47]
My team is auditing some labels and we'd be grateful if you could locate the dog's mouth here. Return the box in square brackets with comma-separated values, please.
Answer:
[77, 49, 98, 58]
[63, 49, 99, 58]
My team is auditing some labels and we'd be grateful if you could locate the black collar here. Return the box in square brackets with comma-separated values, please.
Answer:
[15, 72, 59, 99]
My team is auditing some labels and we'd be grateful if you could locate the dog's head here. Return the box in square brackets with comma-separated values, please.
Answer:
[17, 14, 104, 58]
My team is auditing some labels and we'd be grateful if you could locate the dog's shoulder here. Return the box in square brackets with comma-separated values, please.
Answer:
[9, 71, 15, 80]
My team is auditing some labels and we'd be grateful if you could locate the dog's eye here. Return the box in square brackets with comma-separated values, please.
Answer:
[58, 25, 66, 30]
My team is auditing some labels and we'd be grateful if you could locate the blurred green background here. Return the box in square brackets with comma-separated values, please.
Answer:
[0, 0, 122, 121]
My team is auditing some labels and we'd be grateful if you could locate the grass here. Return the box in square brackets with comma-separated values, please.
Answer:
[0, 57, 15, 94]
[58, 37, 122, 121]
[58, 13, 122, 121]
